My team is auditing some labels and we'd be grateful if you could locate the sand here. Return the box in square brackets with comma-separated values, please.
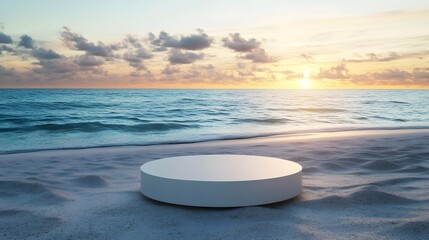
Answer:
[1, 129, 428, 239]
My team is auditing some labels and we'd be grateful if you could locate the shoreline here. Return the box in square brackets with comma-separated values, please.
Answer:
[2, 127, 429, 156]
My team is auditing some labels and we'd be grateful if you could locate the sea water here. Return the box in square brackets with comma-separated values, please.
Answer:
[1, 89, 428, 153]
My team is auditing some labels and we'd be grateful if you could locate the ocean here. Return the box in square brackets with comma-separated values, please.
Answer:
[0, 89, 428, 153]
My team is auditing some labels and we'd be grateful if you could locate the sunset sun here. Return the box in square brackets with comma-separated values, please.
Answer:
[298, 69, 312, 89]
[299, 78, 312, 89]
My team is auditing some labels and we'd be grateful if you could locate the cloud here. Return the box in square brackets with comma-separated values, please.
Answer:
[347, 52, 401, 62]
[282, 70, 303, 79]
[237, 70, 254, 77]
[120, 35, 153, 71]
[300, 54, 313, 61]
[371, 69, 411, 80]
[123, 48, 152, 61]
[61, 27, 116, 57]
[1, 56, 107, 87]
[236, 62, 247, 69]
[31, 48, 105, 75]
[317, 63, 403, 82]
[161, 65, 181, 75]
[33, 57, 105, 75]
[123, 35, 143, 48]
[123, 48, 153, 71]
[235, 63, 274, 77]
[222, 33, 277, 63]
[123, 57, 146, 70]
[128, 70, 154, 81]
[33, 59, 80, 74]
[18, 35, 35, 49]
[1, 45, 16, 53]
[318, 63, 349, 79]
[316, 63, 429, 86]
[242, 48, 277, 63]
[32, 48, 61, 60]
[0, 32, 12, 44]
[346, 51, 429, 63]
[180, 64, 236, 82]
[0, 64, 17, 77]
[157, 64, 243, 84]
[74, 55, 104, 67]
[413, 67, 429, 80]
[149, 29, 213, 51]
[59, 31, 149, 69]
[168, 50, 204, 64]
[222, 33, 261, 52]
[364, 69, 422, 85]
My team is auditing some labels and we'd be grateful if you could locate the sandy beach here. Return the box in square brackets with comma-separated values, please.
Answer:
[1, 129, 428, 239]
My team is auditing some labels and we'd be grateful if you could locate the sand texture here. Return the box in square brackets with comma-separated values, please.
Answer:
[0, 129, 428, 239]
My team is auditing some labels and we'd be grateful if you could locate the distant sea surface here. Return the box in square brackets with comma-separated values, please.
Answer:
[1, 89, 428, 153]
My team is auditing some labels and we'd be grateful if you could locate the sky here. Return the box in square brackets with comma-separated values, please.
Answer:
[0, 0, 428, 89]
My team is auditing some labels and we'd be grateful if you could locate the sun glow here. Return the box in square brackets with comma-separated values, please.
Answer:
[299, 79, 312, 89]
[298, 69, 312, 89]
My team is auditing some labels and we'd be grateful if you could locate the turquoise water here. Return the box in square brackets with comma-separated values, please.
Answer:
[0, 89, 428, 153]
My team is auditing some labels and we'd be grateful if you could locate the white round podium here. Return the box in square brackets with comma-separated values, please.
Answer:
[140, 155, 302, 207]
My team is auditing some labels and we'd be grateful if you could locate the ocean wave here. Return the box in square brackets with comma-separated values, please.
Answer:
[107, 116, 151, 122]
[292, 108, 347, 113]
[235, 118, 290, 124]
[363, 100, 410, 105]
[0, 121, 199, 133]
[265, 107, 346, 113]
[1, 117, 33, 124]
[1, 117, 71, 124]
[354, 117, 368, 120]
[204, 110, 230, 116]
[388, 101, 410, 104]
[0, 101, 118, 111]
[372, 116, 407, 122]
[176, 98, 197, 103]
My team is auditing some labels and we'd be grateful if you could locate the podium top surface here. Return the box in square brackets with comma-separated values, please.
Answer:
[141, 154, 302, 182]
